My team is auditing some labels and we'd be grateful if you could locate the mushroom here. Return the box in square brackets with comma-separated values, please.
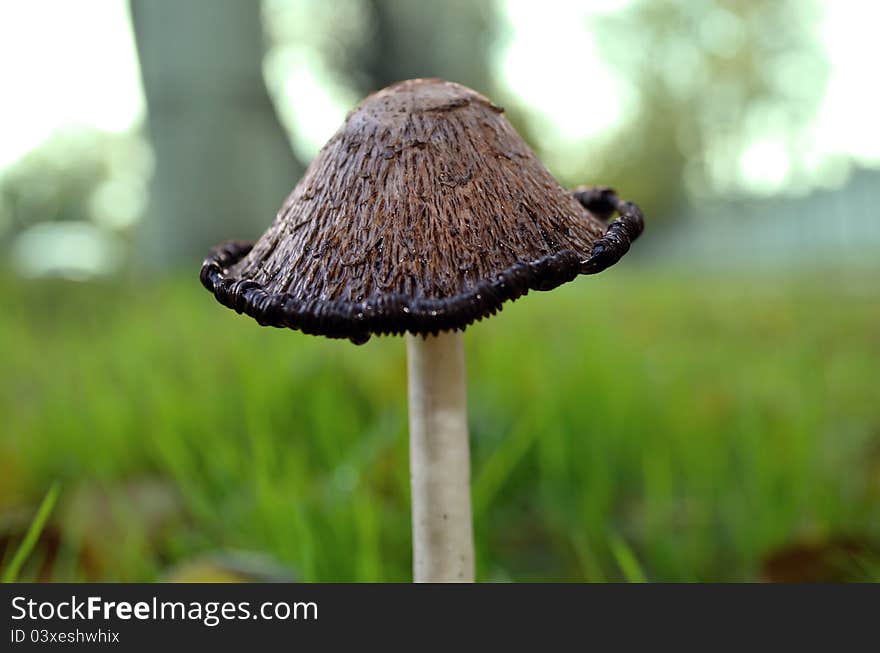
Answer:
[200, 78, 643, 582]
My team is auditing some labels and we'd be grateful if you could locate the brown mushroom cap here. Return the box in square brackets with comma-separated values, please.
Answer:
[201, 78, 643, 344]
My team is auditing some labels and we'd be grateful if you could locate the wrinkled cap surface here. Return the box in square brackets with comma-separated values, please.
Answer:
[201, 78, 643, 344]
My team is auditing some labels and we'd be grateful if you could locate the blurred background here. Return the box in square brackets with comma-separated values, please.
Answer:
[1, 0, 878, 582]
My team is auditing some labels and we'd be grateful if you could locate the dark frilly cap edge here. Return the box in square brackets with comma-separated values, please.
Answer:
[200, 187, 644, 345]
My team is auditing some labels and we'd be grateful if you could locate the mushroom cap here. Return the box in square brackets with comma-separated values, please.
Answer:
[201, 78, 643, 344]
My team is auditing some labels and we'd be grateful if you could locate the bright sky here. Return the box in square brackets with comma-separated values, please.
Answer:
[0, 0, 144, 170]
[811, 0, 880, 165]
[496, 0, 635, 146]
[0, 0, 878, 195]
[263, 47, 359, 162]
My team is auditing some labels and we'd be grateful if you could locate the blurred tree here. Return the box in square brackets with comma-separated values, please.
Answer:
[356, 0, 495, 94]
[0, 128, 150, 278]
[260, 0, 501, 167]
[0, 130, 117, 243]
[590, 0, 827, 216]
[131, 0, 302, 267]
[263, 0, 497, 98]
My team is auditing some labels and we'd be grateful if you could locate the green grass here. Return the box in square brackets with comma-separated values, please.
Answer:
[1, 265, 878, 581]
[1, 482, 59, 582]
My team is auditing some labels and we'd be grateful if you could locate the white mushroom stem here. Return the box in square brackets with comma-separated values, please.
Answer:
[406, 331, 475, 583]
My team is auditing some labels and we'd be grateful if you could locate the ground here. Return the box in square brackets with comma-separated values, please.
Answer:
[1, 265, 878, 581]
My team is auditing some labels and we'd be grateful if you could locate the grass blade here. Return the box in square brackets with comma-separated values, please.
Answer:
[609, 533, 647, 583]
[1, 482, 61, 583]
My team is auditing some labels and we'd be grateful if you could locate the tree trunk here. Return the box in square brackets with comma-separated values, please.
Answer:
[130, 0, 301, 267]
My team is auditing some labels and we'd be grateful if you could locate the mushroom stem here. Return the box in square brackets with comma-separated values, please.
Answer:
[406, 331, 475, 582]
